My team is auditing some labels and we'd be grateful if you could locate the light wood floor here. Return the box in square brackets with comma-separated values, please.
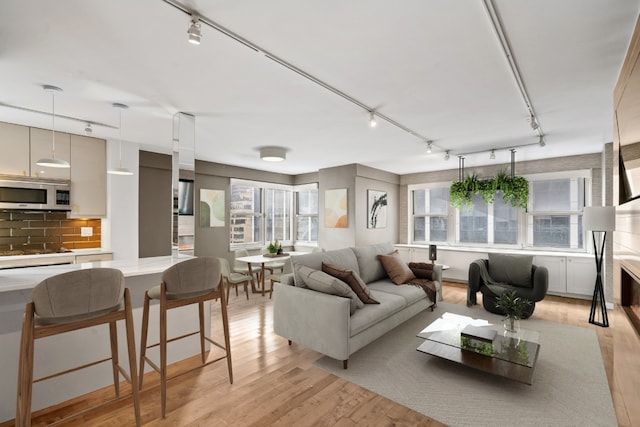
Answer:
[7, 283, 640, 427]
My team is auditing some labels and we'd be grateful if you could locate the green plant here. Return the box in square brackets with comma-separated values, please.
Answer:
[449, 171, 529, 210]
[267, 240, 281, 254]
[495, 290, 532, 320]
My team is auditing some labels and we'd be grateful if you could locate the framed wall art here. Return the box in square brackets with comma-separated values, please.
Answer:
[367, 190, 387, 229]
[200, 189, 225, 227]
[324, 188, 348, 228]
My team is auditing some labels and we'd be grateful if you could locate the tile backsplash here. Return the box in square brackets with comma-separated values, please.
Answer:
[0, 210, 101, 253]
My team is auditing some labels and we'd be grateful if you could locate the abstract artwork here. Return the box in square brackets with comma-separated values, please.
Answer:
[324, 188, 348, 228]
[367, 190, 387, 229]
[200, 189, 225, 227]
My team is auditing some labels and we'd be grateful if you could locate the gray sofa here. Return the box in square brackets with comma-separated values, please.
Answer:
[273, 242, 441, 368]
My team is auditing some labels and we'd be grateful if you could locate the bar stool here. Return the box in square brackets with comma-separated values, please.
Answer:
[16, 268, 141, 427]
[138, 257, 232, 418]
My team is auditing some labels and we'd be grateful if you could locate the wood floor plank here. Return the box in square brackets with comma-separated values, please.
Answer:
[6, 283, 639, 427]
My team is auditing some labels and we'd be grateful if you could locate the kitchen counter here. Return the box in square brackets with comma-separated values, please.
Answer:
[0, 254, 204, 423]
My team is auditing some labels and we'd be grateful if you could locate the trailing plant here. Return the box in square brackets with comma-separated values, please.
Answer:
[449, 170, 529, 210]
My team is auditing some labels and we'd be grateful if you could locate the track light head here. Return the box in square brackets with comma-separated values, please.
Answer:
[444, 150, 450, 161]
[84, 123, 92, 135]
[369, 111, 377, 128]
[187, 14, 202, 45]
[490, 149, 496, 160]
[539, 135, 546, 147]
[426, 141, 432, 153]
[529, 114, 539, 130]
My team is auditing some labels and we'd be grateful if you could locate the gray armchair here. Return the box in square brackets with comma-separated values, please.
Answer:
[467, 253, 548, 319]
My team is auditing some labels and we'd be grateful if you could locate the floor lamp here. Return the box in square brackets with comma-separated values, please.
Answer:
[583, 206, 616, 327]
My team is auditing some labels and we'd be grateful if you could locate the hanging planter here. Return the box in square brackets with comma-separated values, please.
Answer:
[449, 170, 529, 210]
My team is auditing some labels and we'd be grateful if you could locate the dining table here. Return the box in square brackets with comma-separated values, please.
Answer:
[235, 251, 305, 296]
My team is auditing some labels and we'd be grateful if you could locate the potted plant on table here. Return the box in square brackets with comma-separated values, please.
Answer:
[495, 290, 532, 333]
[267, 240, 282, 256]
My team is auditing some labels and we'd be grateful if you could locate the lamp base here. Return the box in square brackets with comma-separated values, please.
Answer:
[588, 230, 609, 328]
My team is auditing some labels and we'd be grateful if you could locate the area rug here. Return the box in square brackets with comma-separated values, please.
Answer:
[314, 302, 616, 427]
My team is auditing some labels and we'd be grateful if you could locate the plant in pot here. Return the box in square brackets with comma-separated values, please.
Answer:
[267, 240, 279, 255]
[495, 290, 532, 333]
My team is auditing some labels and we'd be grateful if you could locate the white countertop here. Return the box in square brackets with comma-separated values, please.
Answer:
[0, 254, 194, 293]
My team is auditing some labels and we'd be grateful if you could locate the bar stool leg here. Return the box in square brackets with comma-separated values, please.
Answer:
[16, 302, 35, 427]
[198, 301, 206, 364]
[138, 291, 150, 390]
[160, 283, 168, 418]
[123, 289, 141, 427]
[109, 321, 120, 397]
[219, 285, 233, 384]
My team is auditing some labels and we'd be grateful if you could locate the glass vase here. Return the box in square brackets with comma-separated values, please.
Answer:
[503, 316, 520, 334]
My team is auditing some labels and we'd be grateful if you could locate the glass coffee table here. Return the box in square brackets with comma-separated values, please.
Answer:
[417, 312, 540, 384]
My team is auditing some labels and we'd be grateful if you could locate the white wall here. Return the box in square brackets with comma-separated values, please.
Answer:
[101, 139, 139, 260]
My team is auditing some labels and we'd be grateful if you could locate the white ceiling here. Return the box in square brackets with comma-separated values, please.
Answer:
[0, 0, 639, 175]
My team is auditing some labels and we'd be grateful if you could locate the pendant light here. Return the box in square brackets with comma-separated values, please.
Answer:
[108, 103, 133, 175]
[37, 85, 70, 168]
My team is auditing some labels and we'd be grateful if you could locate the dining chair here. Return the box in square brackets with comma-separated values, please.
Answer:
[219, 257, 251, 303]
[138, 257, 232, 418]
[16, 268, 141, 427]
[263, 257, 294, 298]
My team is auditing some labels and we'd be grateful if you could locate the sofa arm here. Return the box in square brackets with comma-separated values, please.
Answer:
[531, 265, 549, 302]
[272, 282, 352, 361]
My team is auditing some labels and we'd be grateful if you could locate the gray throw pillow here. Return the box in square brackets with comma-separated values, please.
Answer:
[296, 265, 363, 314]
[488, 253, 533, 288]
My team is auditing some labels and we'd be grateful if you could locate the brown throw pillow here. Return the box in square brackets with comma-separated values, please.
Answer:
[322, 263, 379, 304]
[409, 262, 435, 281]
[378, 251, 416, 285]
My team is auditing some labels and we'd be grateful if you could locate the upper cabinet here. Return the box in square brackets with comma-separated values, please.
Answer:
[69, 135, 106, 218]
[29, 127, 71, 179]
[0, 122, 30, 176]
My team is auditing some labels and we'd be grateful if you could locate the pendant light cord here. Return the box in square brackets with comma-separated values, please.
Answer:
[51, 90, 56, 157]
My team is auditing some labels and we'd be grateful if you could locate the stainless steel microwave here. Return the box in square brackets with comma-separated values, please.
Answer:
[0, 175, 71, 211]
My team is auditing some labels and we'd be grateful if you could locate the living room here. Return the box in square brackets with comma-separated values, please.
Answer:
[1, 1, 640, 426]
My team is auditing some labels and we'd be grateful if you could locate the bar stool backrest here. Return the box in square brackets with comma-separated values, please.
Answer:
[31, 268, 125, 325]
[161, 257, 221, 299]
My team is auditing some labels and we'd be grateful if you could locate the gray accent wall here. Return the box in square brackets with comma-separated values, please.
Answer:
[138, 151, 172, 258]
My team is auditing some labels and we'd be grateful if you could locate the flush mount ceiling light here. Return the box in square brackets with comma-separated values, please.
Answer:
[108, 103, 133, 176]
[369, 111, 377, 128]
[187, 13, 202, 44]
[426, 141, 432, 153]
[490, 149, 496, 160]
[260, 147, 286, 162]
[37, 85, 70, 169]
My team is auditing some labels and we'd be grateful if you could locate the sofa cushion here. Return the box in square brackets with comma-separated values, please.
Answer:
[349, 290, 406, 336]
[322, 263, 379, 304]
[297, 265, 362, 314]
[292, 248, 359, 287]
[488, 253, 533, 288]
[378, 251, 416, 285]
[367, 280, 428, 306]
[351, 242, 395, 284]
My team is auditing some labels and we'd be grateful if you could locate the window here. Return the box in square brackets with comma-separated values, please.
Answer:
[412, 186, 448, 243]
[527, 177, 585, 249]
[229, 180, 293, 247]
[295, 186, 318, 243]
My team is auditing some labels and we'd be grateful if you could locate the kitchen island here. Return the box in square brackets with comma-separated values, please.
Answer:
[0, 255, 207, 423]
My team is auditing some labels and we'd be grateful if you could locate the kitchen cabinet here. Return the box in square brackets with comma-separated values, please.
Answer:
[69, 135, 106, 218]
[29, 127, 71, 179]
[0, 122, 30, 176]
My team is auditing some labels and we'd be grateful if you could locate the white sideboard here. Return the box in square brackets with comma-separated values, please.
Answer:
[395, 245, 596, 299]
